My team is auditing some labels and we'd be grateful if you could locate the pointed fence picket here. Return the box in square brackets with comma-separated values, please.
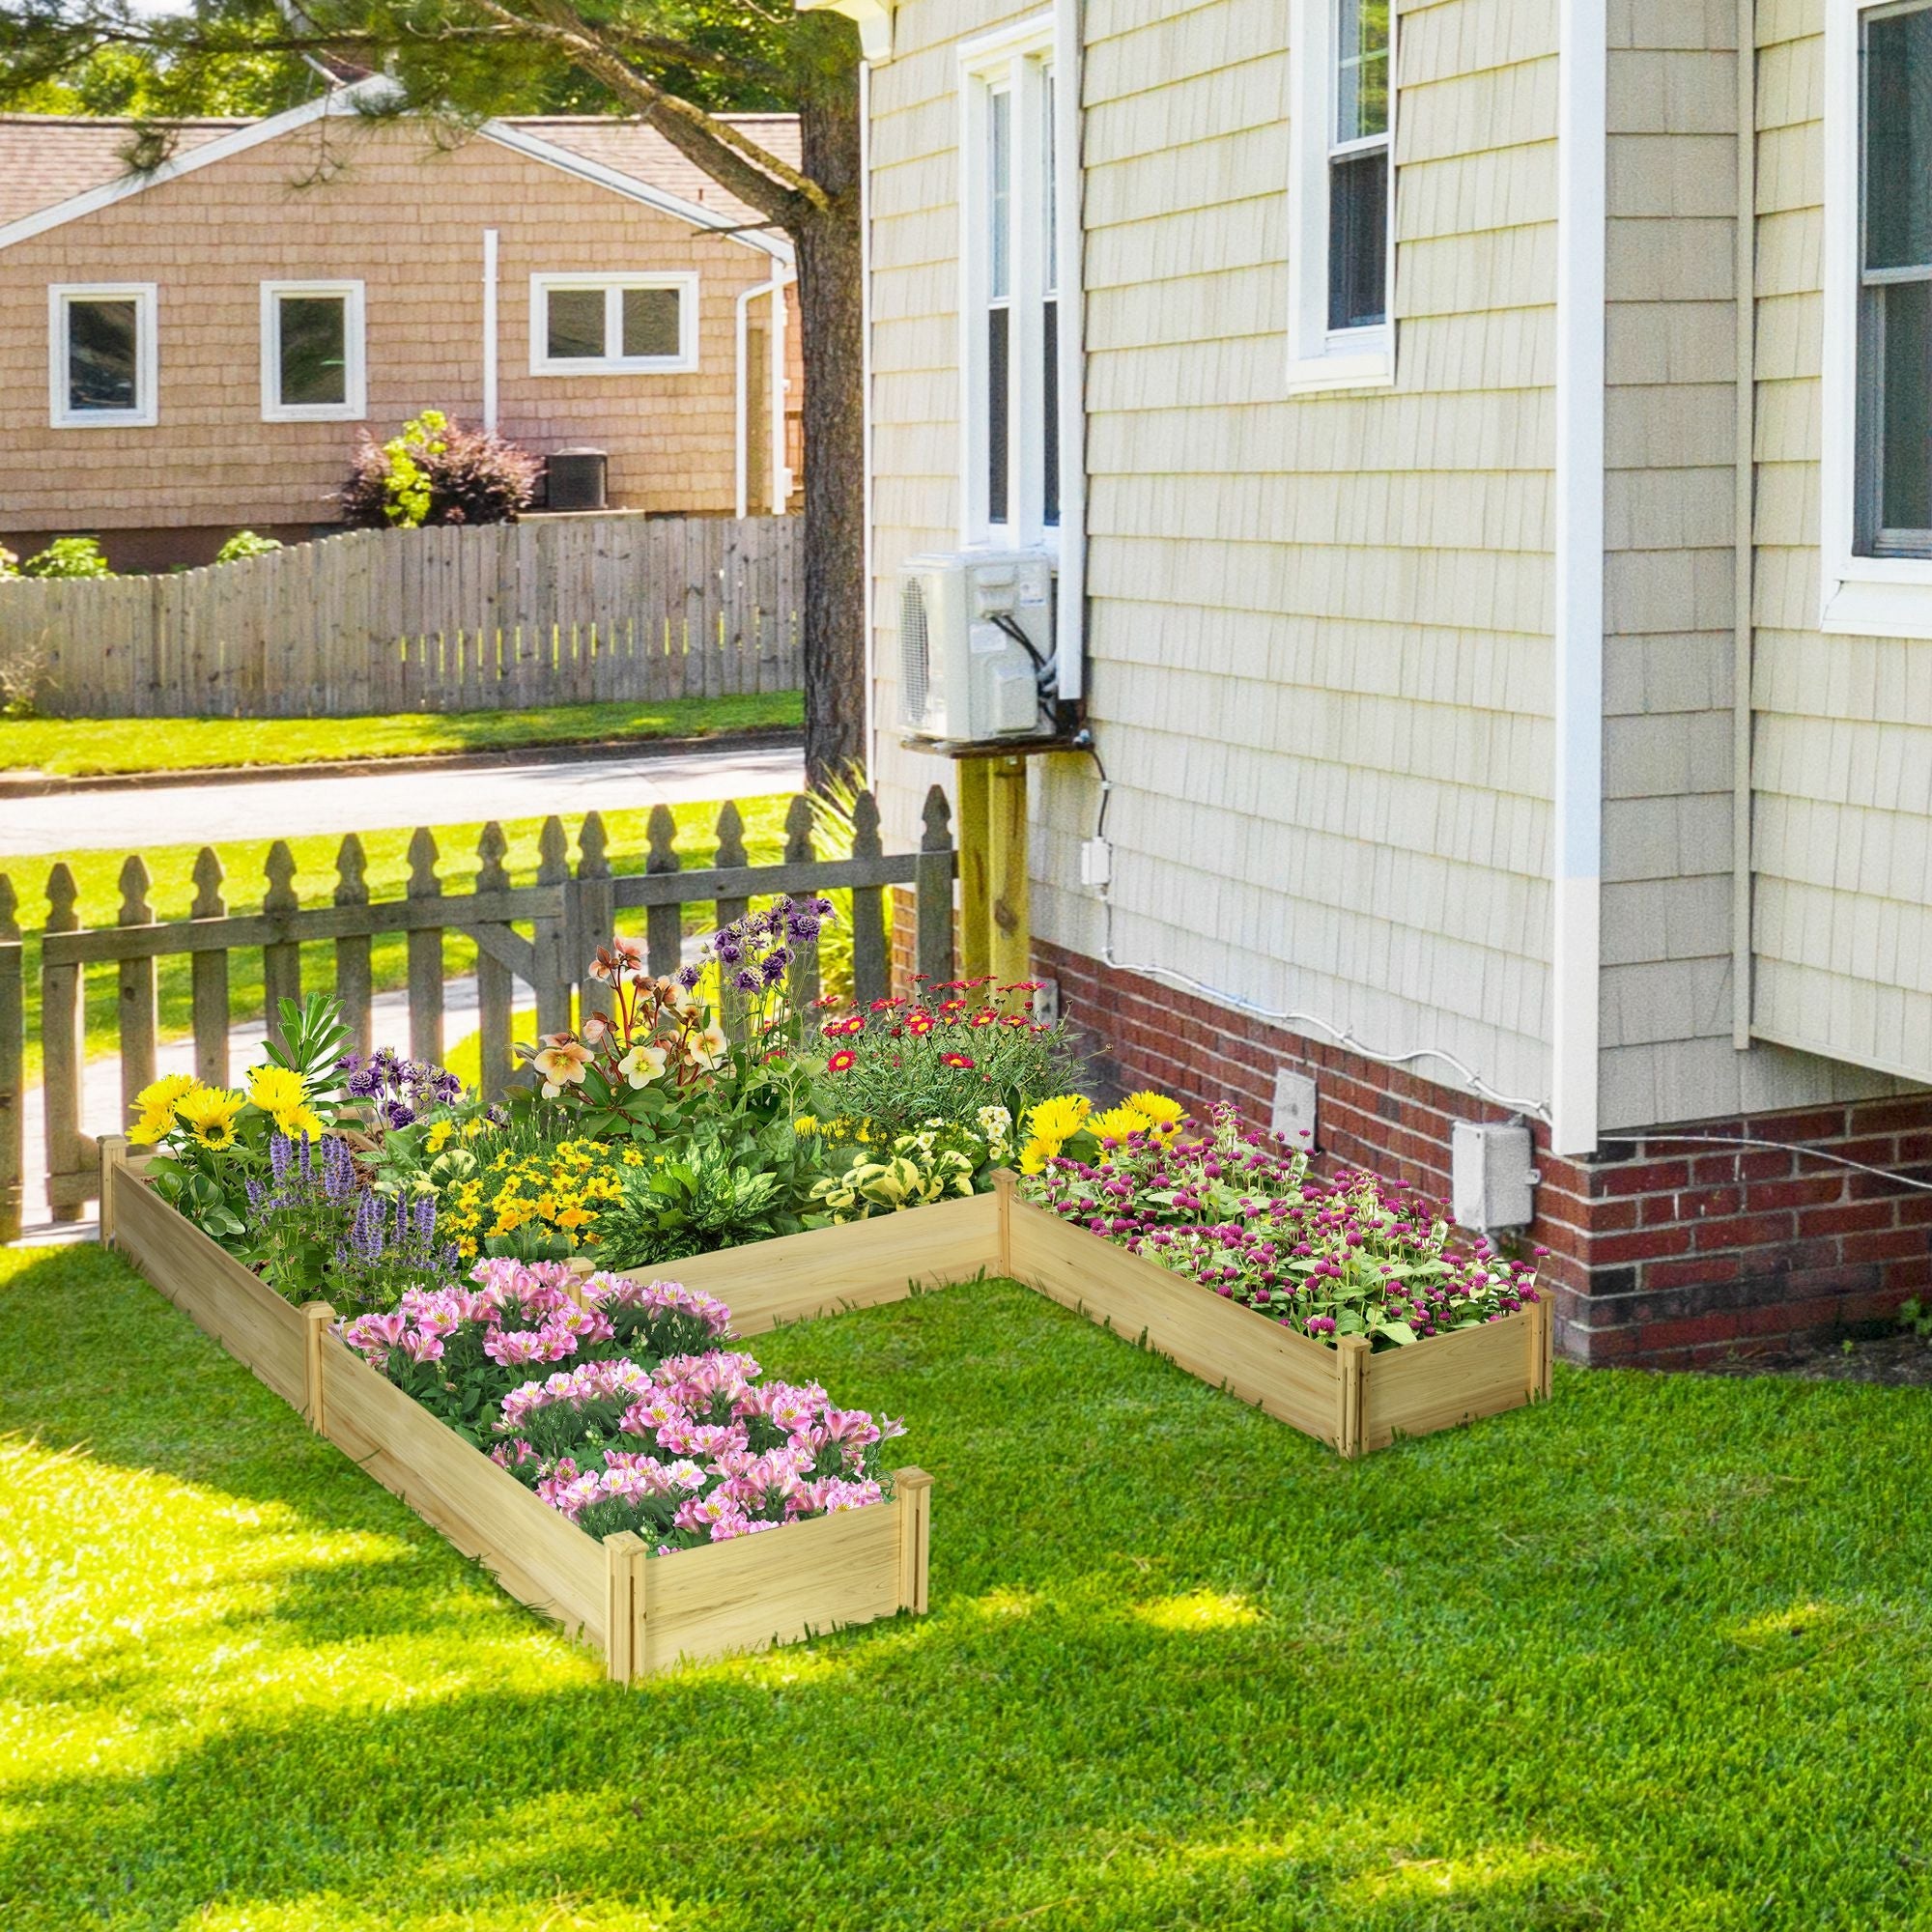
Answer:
[0, 514, 802, 720]
[0, 786, 957, 1235]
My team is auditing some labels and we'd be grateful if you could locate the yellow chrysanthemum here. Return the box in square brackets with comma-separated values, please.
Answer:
[1088, 1105, 1151, 1143]
[425, 1121, 456, 1153]
[176, 1085, 244, 1151]
[134, 1072, 197, 1116]
[246, 1065, 307, 1118]
[1026, 1094, 1092, 1144]
[1124, 1091, 1186, 1133]
[128, 1108, 174, 1147]
[1018, 1135, 1062, 1176]
[272, 1105, 327, 1141]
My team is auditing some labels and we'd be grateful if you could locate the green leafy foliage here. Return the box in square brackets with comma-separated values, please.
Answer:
[20, 535, 111, 579]
[213, 528, 282, 562]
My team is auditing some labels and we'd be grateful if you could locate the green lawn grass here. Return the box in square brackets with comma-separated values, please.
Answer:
[5, 1241, 1931, 1929]
[0, 692, 801, 778]
[1, 795, 796, 1081]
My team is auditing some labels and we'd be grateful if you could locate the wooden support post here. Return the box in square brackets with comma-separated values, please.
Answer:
[405, 828, 444, 1064]
[643, 804, 682, 980]
[915, 784, 955, 987]
[575, 811, 615, 1027]
[895, 1467, 933, 1615]
[986, 754, 1031, 992]
[992, 1167, 1014, 1276]
[0, 875, 19, 1245]
[261, 841, 300, 1048]
[1528, 1289, 1554, 1401]
[189, 848, 230, 1090]
[533, 816, 574, 1039]
[956, 758, 990, 979]
[98, 1134, 127, 1250]
[301, 1302, 334, 1433]
[474, 823, 515, 1102]
[849, 790, 888, 1005]
[783, 795, 821, 1009]
[117, 856, 157, 1118]
[333, 835, 373, 1061]
[42, 863, 84, 1223]
[1335, 1336, 1370, 1460]
[712, 801, 751, 1039]
[603, 1530, 648, 1684]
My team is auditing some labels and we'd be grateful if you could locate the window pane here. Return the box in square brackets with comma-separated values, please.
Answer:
[988, 305, 1009, 526]
[67, 298, 138, 412]
[546, 288, 606, 360]
[278, 295, 347, 406]
[989, 88, 1012, 300]
[1328, 150, 1389, 328]
[1336, 0, 1391, 144]
[621, 285, 681, 359]
[1042, 298, 1060, 529]
[1882, 279, 1932, 533]
[1865, 3, 1932, 271]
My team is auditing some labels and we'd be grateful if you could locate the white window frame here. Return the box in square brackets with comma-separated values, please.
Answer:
[259, 279, 366, 422]
[48, 282, 157, 429]
[1286, 0, 1397, 395]
[1822, 0, 1932, 637]
[959, 14, 1067, 555]
[528, 271, 699, 376]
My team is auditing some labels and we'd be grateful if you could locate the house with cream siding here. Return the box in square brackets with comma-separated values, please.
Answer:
[822, 0, 1932, 1365]
[0, 89, 802, 570]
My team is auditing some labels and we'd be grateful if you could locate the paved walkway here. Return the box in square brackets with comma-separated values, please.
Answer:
[2, 741, 806, 857]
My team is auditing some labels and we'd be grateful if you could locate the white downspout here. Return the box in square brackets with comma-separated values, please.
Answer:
[770, 275, 790, 513]
[481, 227, 499, 434]
[1550, 0, 1607, 1156]
[735, 270, 790, 518]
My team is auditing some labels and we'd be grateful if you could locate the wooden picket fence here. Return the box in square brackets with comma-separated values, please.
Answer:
[0, 514, 802, 719]
[0, 785, 957, 1239]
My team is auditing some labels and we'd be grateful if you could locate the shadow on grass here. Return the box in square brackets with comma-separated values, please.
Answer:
[5, 1246, 1932, 1929]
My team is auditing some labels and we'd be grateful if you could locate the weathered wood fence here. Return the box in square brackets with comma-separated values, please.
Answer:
[0, 514, 802, 719]
[0, 785, 956, 1238]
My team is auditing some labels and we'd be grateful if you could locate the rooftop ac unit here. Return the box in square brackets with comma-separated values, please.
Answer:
[898, 549, 1056, 745]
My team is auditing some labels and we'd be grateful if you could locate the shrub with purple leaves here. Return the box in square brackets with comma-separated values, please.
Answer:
[1024, 1104, 1542, 1352]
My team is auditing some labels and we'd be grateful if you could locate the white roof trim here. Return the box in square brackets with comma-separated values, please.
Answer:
[0, 82, 794, 267]
[478, 120, 792, 264]
[0, 80, 393, 254]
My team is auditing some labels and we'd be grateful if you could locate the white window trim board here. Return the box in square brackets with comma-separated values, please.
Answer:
[1286, 0, 1397, 396]
[259, 279, 367, 422]
[48, 282, 158, 430]
[528, 271, 700, 376]
[1820, 0, 1932, 638]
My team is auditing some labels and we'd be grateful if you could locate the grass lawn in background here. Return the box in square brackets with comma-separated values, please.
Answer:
[0, 795, 797, 1081]
[0, 692, 801, 779]
[3, 1242, 1930, 1930]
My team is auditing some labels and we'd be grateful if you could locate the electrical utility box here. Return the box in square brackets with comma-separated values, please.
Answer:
[1450, 1121, 1539, 1234]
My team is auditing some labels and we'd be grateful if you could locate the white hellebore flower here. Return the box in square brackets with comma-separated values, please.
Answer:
[619, 1040, 669, 1089]
[687, 1020, 729, 1070]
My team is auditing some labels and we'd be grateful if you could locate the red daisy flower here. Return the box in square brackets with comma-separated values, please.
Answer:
[941, 1052, 975, 1069]
[907, 1014, 935, 1036]
[827, 1049, 857, 1074]
[969, 1010, 998, 1028]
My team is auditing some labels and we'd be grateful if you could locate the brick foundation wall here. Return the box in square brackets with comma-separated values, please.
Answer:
[1031, 935, 1932, 1370]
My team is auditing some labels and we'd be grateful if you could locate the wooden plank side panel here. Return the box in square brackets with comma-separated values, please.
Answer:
[641, 1492, 906, 1673]
[1007, 1199, 1342, 1445]
[671, 1191, 1005, 1334]
[110, 1168, 308, 1408]
[1361, 1313, 1535, 1451]
[318, 1335, 611, 1647]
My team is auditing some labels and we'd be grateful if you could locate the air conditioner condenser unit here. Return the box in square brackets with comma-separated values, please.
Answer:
[898, 549, 1056, 745]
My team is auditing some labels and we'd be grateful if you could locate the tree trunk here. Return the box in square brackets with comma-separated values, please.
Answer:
[790, 66, 867, 790]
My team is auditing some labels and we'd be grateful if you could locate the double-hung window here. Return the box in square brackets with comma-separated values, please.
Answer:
[529, 273, 698, 375]
[49, 283, 156, 428]
[1823, 0, 1932, 634]
[261, 281, 365, 421]
[1287, 0, 1396, 392]
[961, 16, 1065, 549]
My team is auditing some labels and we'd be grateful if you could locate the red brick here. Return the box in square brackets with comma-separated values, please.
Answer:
[1642, 1253, 1746, 1292]
[1846, 1096, 1932, 1136]
[1842, 1227, 1932, 1266]
[1593, 1225, 1695, 1264]
[1744, 1176, 1845, 1212]
[1798, 1199, 1896, 1237]
[1673, 1185, 1744, 1222]
[1690, 1210, 1796, 1252]
[1643, 1310, 1746, 1350]
[1596, 1159, 1692, 1198]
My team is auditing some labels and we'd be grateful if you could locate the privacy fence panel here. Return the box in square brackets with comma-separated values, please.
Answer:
[0, 515, 803, 720]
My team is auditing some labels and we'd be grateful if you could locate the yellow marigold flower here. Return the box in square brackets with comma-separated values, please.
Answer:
[425, 1121, 455, 1153]
[621, 1149, 644, 1166]
[1026, 1094, 1091, 1144]
[556, 1206, 593, 1231]
[1123, 1091, 1186, 1133]
[246, 1065, 307, 1119]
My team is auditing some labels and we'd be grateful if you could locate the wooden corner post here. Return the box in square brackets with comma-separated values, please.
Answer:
[991, 1168, 1015, 1275]
[301, 1303, 335, 1434]
[1335, 1336, 1370, 1460]
[603, 1531, 649, 1685]
[1527, 1290, 1554, 1402]
[895, 1467, 933, 1615]
[99, 1135, 128, 1249]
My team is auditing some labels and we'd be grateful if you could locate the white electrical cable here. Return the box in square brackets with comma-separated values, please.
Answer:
[1602, 1132, 1932, 1195]
[1079, 751, 1554, 1121]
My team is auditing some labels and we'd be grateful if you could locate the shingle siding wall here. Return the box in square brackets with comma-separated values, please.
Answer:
[0, 116, 798, 540]
[1748, 0, 1932, 1086]
[870, 0, 1563, 1121]
[1595, 0, 1899, 1127]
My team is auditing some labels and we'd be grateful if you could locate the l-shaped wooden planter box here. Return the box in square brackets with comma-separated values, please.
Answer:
[658, 1174, 1553, 1457]
[100, 1141, 931, 1683]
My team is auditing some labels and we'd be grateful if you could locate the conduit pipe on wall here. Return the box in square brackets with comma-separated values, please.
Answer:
[482, 228, 500, 436]
[735, 272, 792, 518]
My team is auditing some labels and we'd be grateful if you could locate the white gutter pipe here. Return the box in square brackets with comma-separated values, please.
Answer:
[735, 271, 793, 518]
[481, 227, 499, 435]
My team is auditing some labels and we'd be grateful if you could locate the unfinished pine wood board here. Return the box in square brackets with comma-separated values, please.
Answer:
[317, 1332, 611, 1646]
[105, 1144, 308, 1411]
[671, 1191, 1005, 1334]
[1007, 1196, 1344, 1447]
[639, 1486, 909, 1673]
[1360, 1313, 1536, 1452]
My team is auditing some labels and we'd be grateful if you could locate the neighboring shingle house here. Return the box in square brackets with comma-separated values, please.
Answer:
[0, 89, 802, 568]
[824, 0, 1932, 1365]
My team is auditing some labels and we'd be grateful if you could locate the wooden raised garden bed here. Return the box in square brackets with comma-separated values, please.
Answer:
[100, 1140, 932, 1682]
[655, 1176, 1553, 1458]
